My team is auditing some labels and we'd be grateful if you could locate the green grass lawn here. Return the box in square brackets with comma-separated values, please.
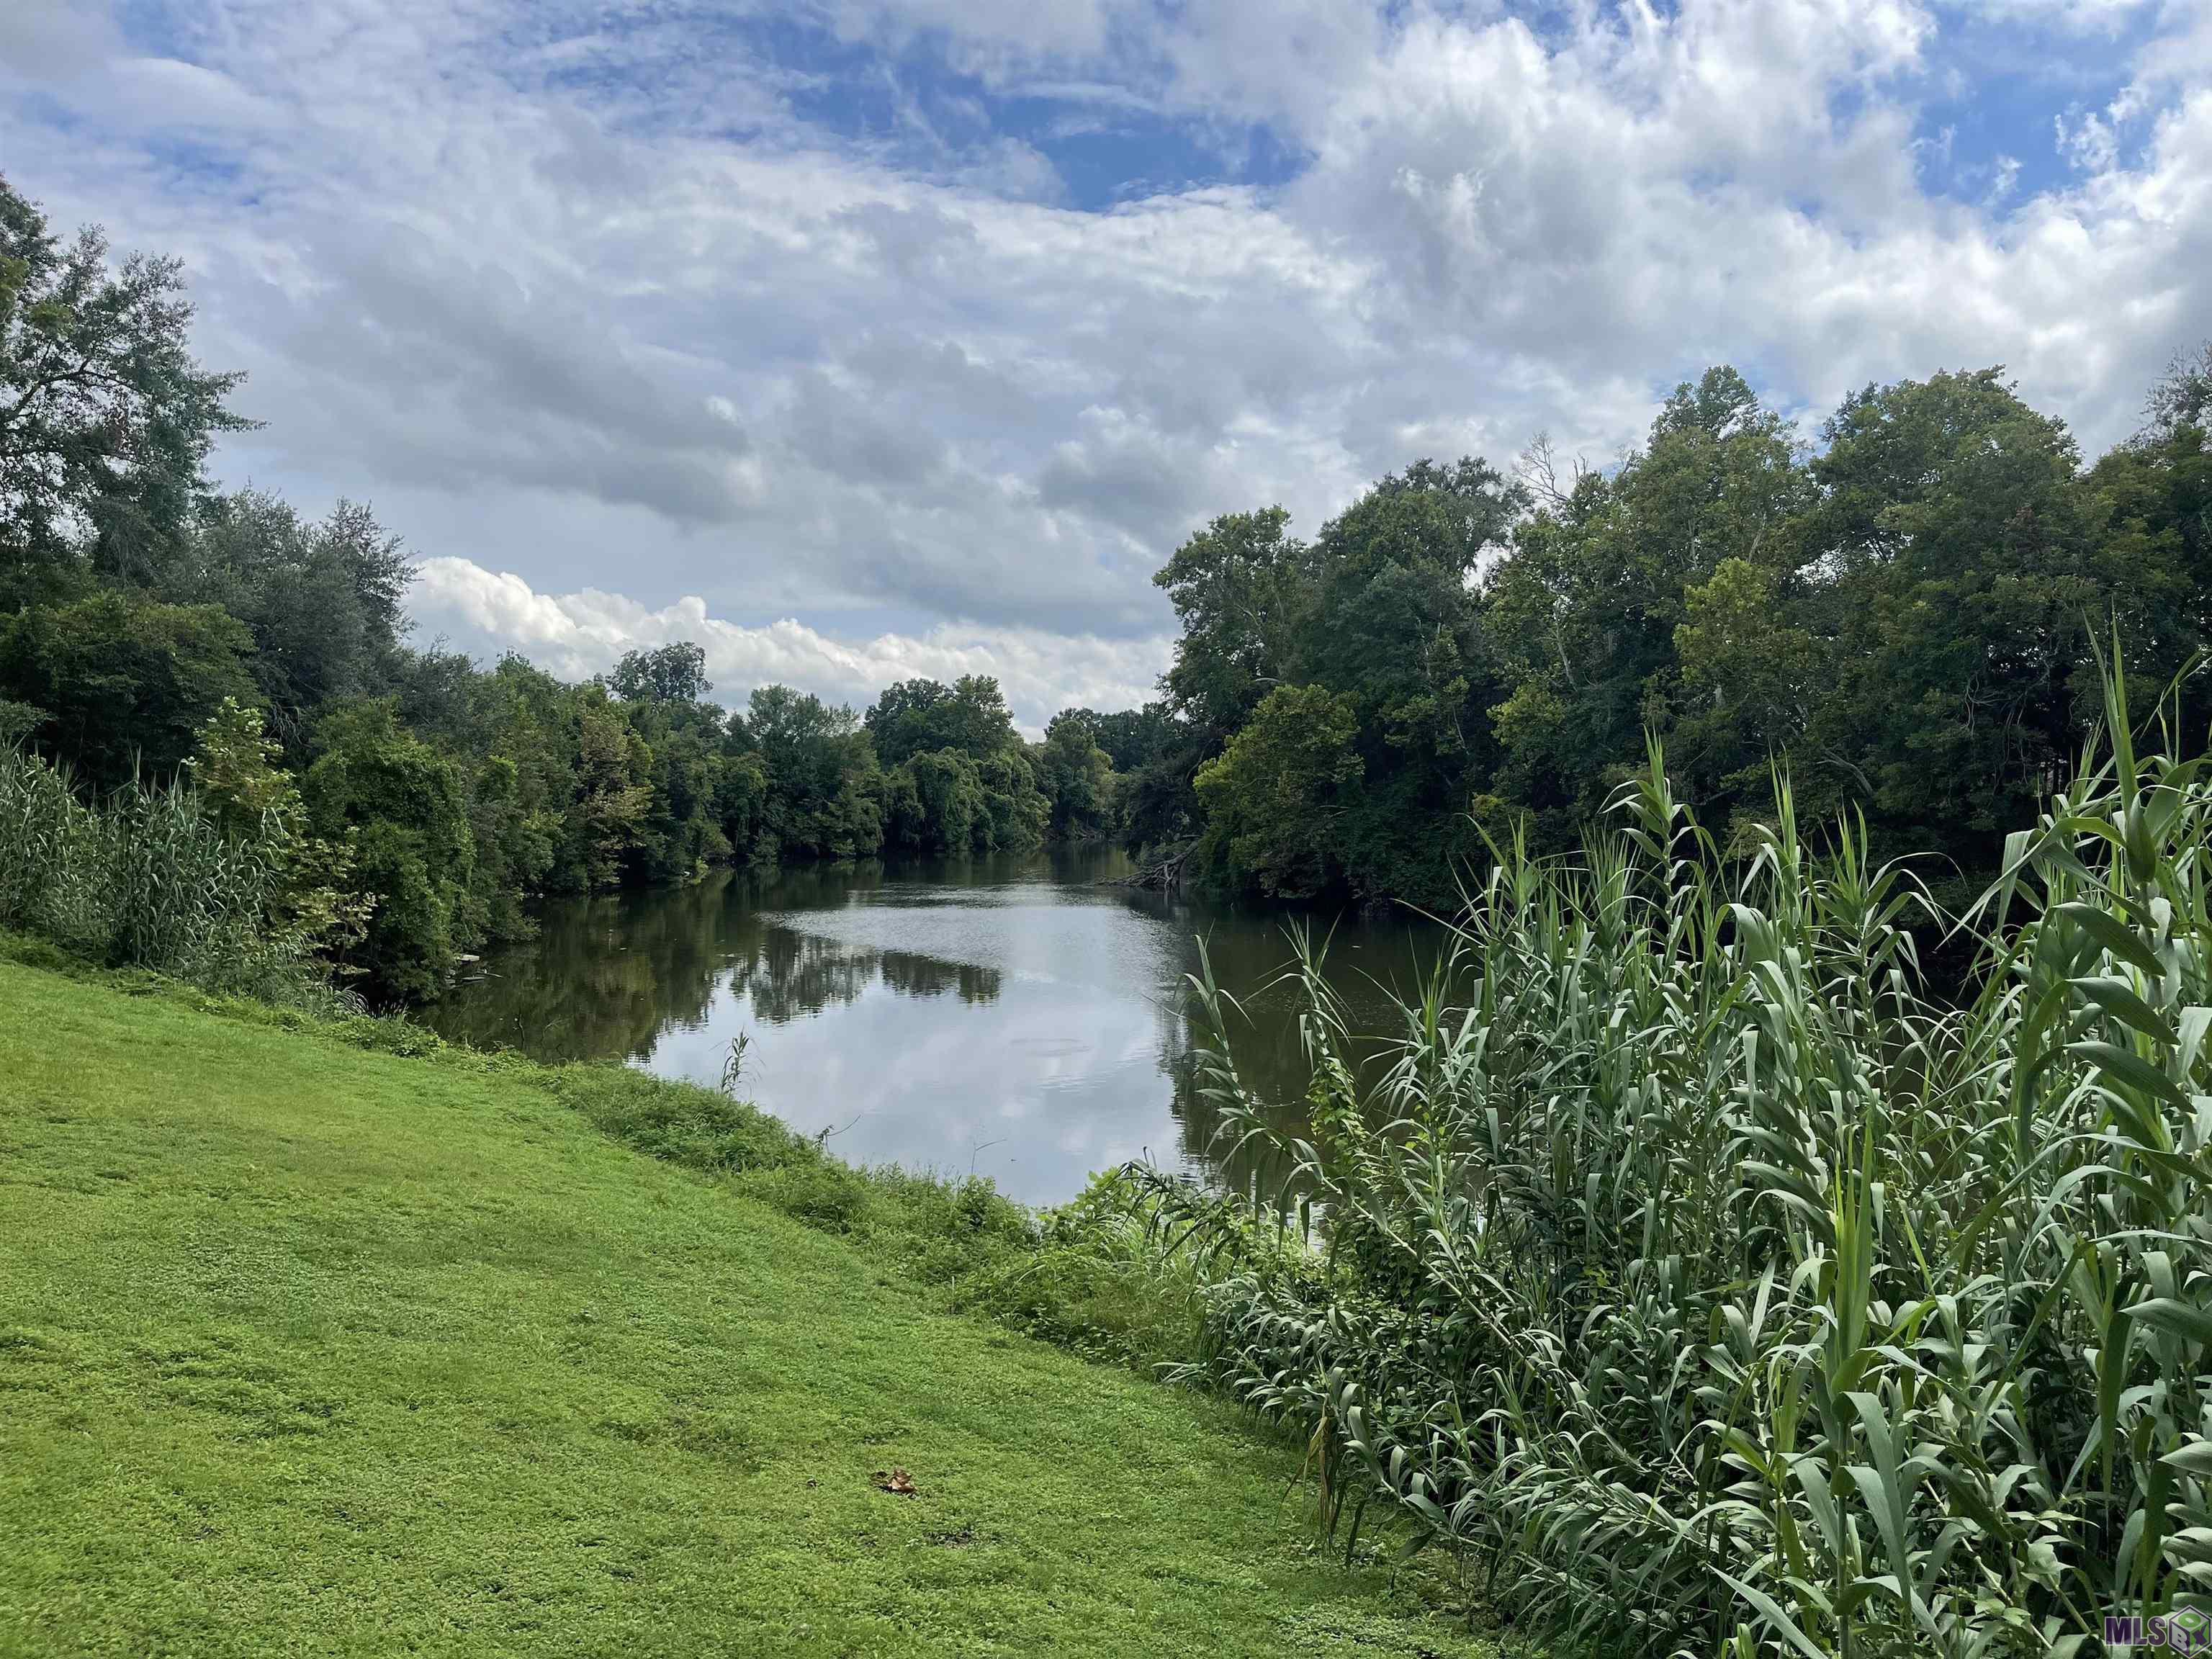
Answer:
[0, 961, 1488, 1658]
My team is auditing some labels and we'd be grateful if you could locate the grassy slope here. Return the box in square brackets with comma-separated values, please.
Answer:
[0, 962, 1484, 1658]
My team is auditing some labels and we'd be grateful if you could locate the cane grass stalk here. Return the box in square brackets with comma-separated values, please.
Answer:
[1136, 649, 2212, 1657]
[0, 744, 341, 1007]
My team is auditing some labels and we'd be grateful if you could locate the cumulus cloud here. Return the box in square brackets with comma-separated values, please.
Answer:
[0, 0, 118, 78]
[413, 556, 1169, 732]
[3, 0, 2209, 702]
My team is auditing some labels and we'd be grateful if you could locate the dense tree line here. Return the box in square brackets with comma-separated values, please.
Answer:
[1125, 359, 2212, 907]
[8, 167, 2208, 997]
[0, 176, 1118, 1004]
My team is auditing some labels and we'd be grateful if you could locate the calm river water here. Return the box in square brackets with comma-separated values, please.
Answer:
[426, 846, 1442, 1205]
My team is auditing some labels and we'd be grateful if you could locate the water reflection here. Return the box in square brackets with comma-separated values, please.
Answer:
[734, 929, 1004, 1025]
[427, 846, 1439, 1205]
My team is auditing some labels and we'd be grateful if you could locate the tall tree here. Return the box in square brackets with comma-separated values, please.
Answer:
[304, 698, 476, 1004]
[1036, 712, 1115, 840]
[1192, 684, 1363, 899]
[1141, 508, 1316, 861]
[1486, 367, 1812, 840]
[2079, 343, 2212, 734]
[1295, 457, 1526, 899]
[608, 641, 711, 706]
[1154, 507, 1311, 743]
[866, 674, 1021, 768]
[0, 175, 253, 598]
[0, 589, 256, 787]
[1800, 368, 2096, 860]
[746, 685, 881, 860]
[161, 491, 413, 749]
[564, 688, 653, 890]
[1057, 703, 1179, 777]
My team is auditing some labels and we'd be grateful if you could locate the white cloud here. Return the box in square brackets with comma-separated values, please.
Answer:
[0, 0, 118, 77]
[102, 57, 284, 132]
[2059, 104, 2124, 171]
[2, 0, 2208, 703]
[413, 556, 1170, 731]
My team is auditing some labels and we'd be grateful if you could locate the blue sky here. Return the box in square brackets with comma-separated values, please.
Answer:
[2, 0, 2208, 725]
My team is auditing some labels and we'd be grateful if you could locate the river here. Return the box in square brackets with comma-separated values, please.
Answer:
[425, 845, 1443, 1206]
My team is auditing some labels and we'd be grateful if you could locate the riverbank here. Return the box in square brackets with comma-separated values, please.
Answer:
[0, 950, 1493, 1657]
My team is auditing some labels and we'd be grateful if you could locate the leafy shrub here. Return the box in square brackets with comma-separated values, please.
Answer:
[549, 1065, 819, 1174]
[0, 699, 42, 747]
[305, 700, 475, 1004]
[961, 1172, 1215, 1369]
[188, 698, 372, 954]
[0, 591, 256, 788]
[729, 1162, 872, 1234]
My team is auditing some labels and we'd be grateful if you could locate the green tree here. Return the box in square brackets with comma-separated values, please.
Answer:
[2079, 343, 2212, 732]
[1146, 508, 1316, 863]
[865, 678, 955, 769]
[163, 491, 412, 750]
[1799, 367, 2098, 860]
[975, 746, 1048, 848]
[629, 709, 727, 883]
[713, 743, 771, 863]
[0, 589, 256, 787]
[1058, 703, 1178, 775]
[0, 174, 253, 595]
[565, 689, 652, 890]
[1486, 367, 1812, 840]
[303, 700, 475, 1003]
[1294, 457, 1525, 899]
[1192, 685, 1362, 899]
[1154, 507, 1310, 743]
[186, 696, 372, 959]
[1036, 712, 1115, 840]
[866, 675, 1023, 770]
[1668, 557, 1824, 843]
[897, 749, 985, 853]
[607, 641, 710, 706]
[188, 695, 300, 839]
[459, 753, 558, 945]
[745, 685, 881, 860]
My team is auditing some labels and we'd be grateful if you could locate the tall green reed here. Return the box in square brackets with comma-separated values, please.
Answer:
[1136, 657, 2212, 1657]
[0, 745, 341, 1007]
